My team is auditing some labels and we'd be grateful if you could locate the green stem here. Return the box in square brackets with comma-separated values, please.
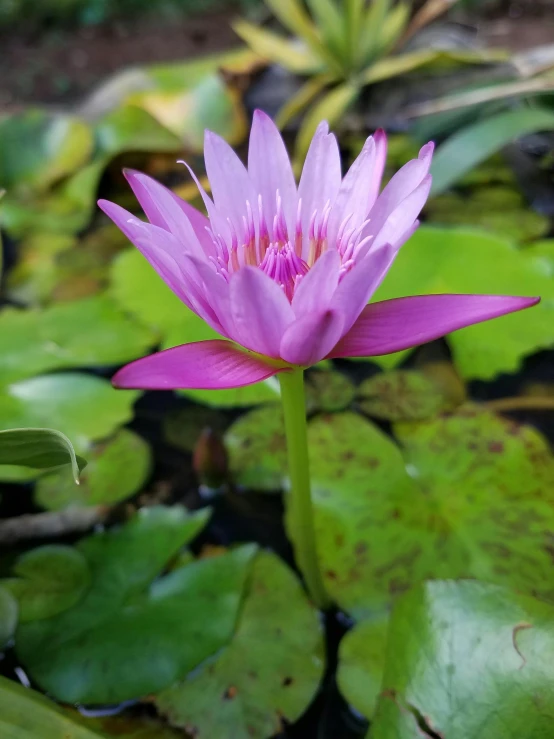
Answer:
[279, 369, 330, 609]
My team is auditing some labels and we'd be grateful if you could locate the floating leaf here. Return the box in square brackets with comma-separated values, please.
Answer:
[2, 546, 90, 623]
[156, 551, 324, 739]
[337, 616, 389, 719]
[372, 226, 554, 380]
[371, 581, 554, 738]
[225, 406, 287, 491]
[306, 369, 355, 413]
[0, 110, 93, 195]
[68, 711, 183, 739]
[0, 676, 106, 739]
[16, 507, 256, 704]
[34, 429, 151, 511]
[0, 295, 156, 385]
[357, 370, 456, 421]
[526, 239, 554, 277]
[0, 427, 85, 483]
[307, 408, 554, 618]
[0, 587, 18, 648]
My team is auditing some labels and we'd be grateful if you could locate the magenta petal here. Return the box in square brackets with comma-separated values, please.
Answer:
[367, 128, 387, 208]
[248, 110, 297, 236]
[372, 175, 431, 252]
[291, 249, 340, 316]
[281, 310, 344, 366]
[113, 340, 284, 390]
[230, 266, 295, 358]
[330, 294, 541, 358]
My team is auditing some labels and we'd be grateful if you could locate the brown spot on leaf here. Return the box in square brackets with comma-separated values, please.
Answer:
[488, 441, 504, 453]
[512, 622, 533, 668]
[223, 686, 238, 700]
[282, 676, 294, 687]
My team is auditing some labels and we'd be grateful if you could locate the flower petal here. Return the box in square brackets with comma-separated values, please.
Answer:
[123, 169, 214, 257]
[291, 249, 341, 316]
[330, 294, 541, 358]
[280, 309, 344, 366]
[113, 340, 284, 390]
[230, 266, 295, 358]
[372, 175, 431, 252]
[367, 128, 387, 208]
[248, 110, 297, 238]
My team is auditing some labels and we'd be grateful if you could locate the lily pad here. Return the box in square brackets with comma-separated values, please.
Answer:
[525, 239, 554, 277]
[34, 429, 152, 511]
[371, 581, 554, 738]
[357, 370, 456, 421]
[0, 294, 156, 385]
[2, 545, 91, 622]
[155, 551, 324, 739]
[0, 587, 18, 648]
[68, 711, 184, 739]
[16, 507, 256, 704]
[225, 406, 287, 491]
[337, 616, 389, 719]
[0, 427, 86, 483]
[306, 408, 554, 619]
[0, 373, 140, 455]
[306, 368, 356, 413]
[372, 227, 554, 380]
[95, 106, 182, 157]
[0, 110, 93, 195]
[0, 676, 106, 739]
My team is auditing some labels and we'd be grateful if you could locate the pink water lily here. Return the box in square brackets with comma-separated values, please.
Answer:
[100, 111, 539, 390]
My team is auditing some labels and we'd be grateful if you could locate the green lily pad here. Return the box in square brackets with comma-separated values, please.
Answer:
[225, 406, 287, 491]
[34, 429, 152, 511]
[95, 106, 182, 157]
[372, 226, 554, 380]
[337, 616, 389, 719]
[0, 587, 18, 648]
[155, 551, 324, 739]
[0, 294, 156, 385]
[68, 711, 184, 739]
[525, 239, 554, 277]
[306, 407, 554, 619]
[164, 406, 228, 453]
[0, 675, 106, 739]
[0, 110, 93, 195]
[306, 368, 356, 413]
[0, 373, 140, 458]
[0, 427, 86, 483]
[371, 581, 554, 738]
[15, 506, 256, 704]
[357, 370, 456, 421]
[2, 545, 91, 623]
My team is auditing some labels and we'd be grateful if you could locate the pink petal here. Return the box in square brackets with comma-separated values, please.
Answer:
[248, 110, 297, 238]
[204, 130, 258, 239]
[280, 310, 344, 366]
[113, 340, 285, 390]
[372, 175, 431, 252]
[123, 169, 215, 257]
[291, 249, 341, 316]
[330, 244, 396, 335]
[229, 266, 295, 358]
[180, 160, 230, 243]
[330, 294, 541, 358]
[298, 121, 341, 254]
[366, 128, 387, 208]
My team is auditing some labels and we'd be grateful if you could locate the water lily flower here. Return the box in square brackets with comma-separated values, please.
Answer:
[100, 111, 538, 390]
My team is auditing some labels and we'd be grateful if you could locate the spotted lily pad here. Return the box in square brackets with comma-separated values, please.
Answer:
[225, 406, 287, 491]
[372, 227, 554, 380]
[357, 370, 456, 421]
[371, 581, 554, 738]
[0, 587, 18, 648]
[155, 551, 324, 739]
[306, 369, 356, 413]
[15, 507, 255, 704]
[307, 408, 554, 619]
[0, 295, 156, 385]
[34, 429, 152, 511]
[2, 545, 91, 622]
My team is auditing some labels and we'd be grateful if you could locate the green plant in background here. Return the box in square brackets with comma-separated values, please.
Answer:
[235, 0, 505, 157]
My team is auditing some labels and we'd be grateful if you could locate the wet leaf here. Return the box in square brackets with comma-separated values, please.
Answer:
[16, 507, 255, 704]
[0, 675, 106, 739]
[34, 429, 152, 511]
[225, 406, 287, 491]
[307, 408, 554, 618]
[337, 616, 389, 719]
[357, 370, 456, 421]
[0, 427, 85, 483]
[0, 587, 18, 648]
[371, 581, 554, 738]
[372, 226, 554, 380]
[155, 551, 324, 739]
[2, 545, 90, 623]
[306, 368, 356, 413]
[0, 295, 156, 385]
[0, 110, 93, 195]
